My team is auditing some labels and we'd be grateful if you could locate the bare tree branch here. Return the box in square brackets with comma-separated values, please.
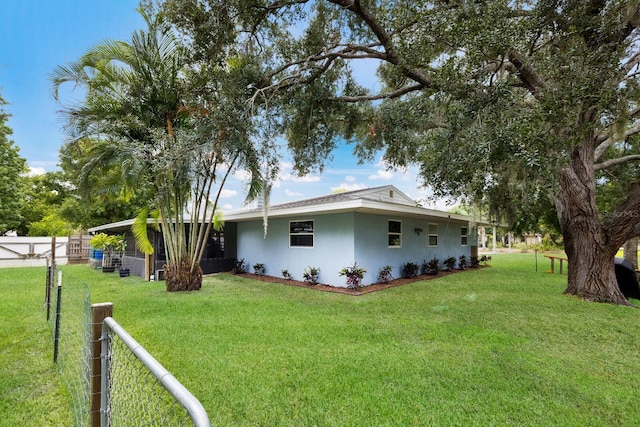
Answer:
[328, 0, 432, 87]
[595, 154, 640, 170]
[619, 51, 640, 82]
[328, 83, 424, 102]
[595, 120, 640, 160]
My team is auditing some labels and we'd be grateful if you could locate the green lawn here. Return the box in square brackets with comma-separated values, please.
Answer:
[2, 254, 640, 426]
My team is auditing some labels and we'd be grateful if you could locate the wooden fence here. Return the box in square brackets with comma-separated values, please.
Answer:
[0, 235, 89, 267]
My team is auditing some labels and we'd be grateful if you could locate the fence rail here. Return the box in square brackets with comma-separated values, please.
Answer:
[101, 317, 210, 427]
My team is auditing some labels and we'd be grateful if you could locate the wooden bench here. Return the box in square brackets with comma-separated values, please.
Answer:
[544, 255, 568, 274]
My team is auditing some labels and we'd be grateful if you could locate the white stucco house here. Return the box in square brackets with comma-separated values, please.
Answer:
[88, 185, 480, 286]
[225, 185, 479, 287]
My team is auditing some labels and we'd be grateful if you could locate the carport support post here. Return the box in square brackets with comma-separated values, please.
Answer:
[492, 225, 497, 254]
[90, 302, 113, 427]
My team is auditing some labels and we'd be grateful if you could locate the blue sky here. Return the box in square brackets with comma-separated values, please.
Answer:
[1, 1, 452, 212]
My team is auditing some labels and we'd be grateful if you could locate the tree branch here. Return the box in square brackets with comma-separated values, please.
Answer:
[508, 50, 546, 96]
[595, 154, 640, 170]
[595, 121, 640, 160]
[619, 51, 640, 82]
[328, 83, 424, 102]
[604, 184, 640, 243]
[328, 0, 432, 87]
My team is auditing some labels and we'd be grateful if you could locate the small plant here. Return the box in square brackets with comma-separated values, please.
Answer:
[422, 257, 440, 275]
[232, 258, 246, 274]
[377, 265, 393, 283]
[253, 263, 265, 276]
[339, 263, 367, 290]
[281, 269, 292, 280]
[443, 257, 457, 271]
[458, 255, 468, 270]
[401, 262, 419, 279]
[303, 267, 320, 285]
[90, 232, 125, 272]
[480, 254, 492, 265]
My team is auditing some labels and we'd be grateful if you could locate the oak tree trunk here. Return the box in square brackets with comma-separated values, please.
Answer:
[623, 237, 638, 270]
[556, 142, 633, 306]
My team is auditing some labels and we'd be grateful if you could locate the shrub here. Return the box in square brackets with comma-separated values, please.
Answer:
[303, 267, 320, 285]
[281, 269, 292, 280]
[339, 263, 367, 290]
[443, 257, 457, 270]
[378, 265, 393, 283]
[401, 262, 419, 279]
[232, 258, 246, 274]
[480, 254, 492, 265]
[458, 255, 468, 270]
[422, 257, 440, 275]
[253, 263, 265, 276]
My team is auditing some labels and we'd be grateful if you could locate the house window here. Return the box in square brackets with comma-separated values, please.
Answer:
[290, 220, 314, 247]
[388, 220, 402, 247]
[428, 223, 438, 246]
[461, 227, 468, 246]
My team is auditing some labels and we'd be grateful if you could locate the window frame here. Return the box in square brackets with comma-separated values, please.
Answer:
[388, 219, 402, 248]
[461, 226, 468, 246]
[289, 219, 314, 248]
[428, 223, 438, 247]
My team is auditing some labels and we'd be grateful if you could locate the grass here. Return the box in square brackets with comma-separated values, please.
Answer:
[2, 253, 640, 426]
[0, 268, 72, 427]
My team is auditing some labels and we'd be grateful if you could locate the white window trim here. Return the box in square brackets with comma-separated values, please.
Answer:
[289, 219, 314, 248]
[461, 226, 468, 246]
[388, 219, 402, 248]
[428, 223, 438, 247]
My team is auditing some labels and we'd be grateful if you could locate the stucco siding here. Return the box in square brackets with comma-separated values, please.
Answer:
[236, 213, 356, 286]
[353, 213, 473, 284]
[236, 211, 474, 287]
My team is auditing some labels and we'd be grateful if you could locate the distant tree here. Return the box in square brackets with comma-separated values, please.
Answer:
[27, 212, 75, 237]
[0, 91, 27, 235]
[161, 0, 640, 305]
[57, 139, 151, 230]
[16, 171, 71, 235]
[51, 8, 262, 291]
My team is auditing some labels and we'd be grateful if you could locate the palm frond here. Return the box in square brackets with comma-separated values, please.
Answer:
[132, 207, 154, 254]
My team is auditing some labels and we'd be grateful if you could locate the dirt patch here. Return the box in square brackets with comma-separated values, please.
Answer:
[237, 266, 487, 296]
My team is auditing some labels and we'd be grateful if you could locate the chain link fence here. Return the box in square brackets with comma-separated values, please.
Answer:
[46, 259, 210, 426]
[101, 317, 210, 427]
[47, 263, 92, 426]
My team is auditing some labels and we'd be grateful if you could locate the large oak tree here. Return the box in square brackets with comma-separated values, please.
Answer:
[161, 0, 640, 304]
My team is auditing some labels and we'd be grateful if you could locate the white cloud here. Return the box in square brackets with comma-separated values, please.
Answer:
[220, 189, 237, 198]
[27, 166, 46, 176]
[294, 175, 321, 183]
[233, 168, 251, 181]
[345, 175, 356, 182]
[368, 169, 394, 180]
[285, 189, 304, 197]
[222, 203, 233, 210]
[331, 182, 368, 192]
[278, 171, 321, 183]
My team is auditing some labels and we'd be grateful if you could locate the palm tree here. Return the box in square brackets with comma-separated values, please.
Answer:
[51, 8, 259, 291]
